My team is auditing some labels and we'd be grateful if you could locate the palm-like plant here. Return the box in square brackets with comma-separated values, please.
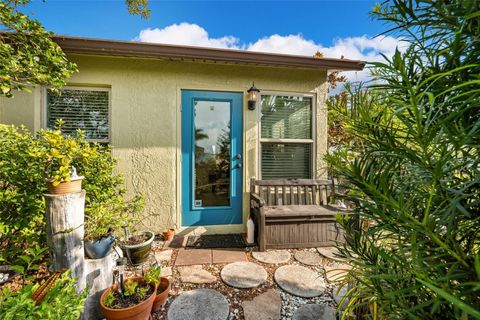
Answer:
[326, 1, 480, 318]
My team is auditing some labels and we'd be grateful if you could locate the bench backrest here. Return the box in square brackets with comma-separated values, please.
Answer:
[250, 178, 335, 206]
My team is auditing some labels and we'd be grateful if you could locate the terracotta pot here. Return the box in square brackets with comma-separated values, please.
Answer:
[46, 176, 84, 195]
[151, 277, 171, 313]
[162, 228, 175, 241]
[100, 277, 157, 320]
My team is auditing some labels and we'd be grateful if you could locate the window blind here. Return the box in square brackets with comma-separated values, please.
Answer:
[46, 89, 109, 141]
[261, 143, 312, 179]
[261, 95, 312, 139]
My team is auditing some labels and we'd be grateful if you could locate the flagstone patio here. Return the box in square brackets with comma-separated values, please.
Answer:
[127, 236, 350, 320]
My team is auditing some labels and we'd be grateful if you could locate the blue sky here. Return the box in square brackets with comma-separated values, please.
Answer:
[25, 1, 383, 46]
[21, 1, 401, 81]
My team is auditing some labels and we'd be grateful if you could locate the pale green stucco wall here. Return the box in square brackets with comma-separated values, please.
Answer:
[0, 54, 328, 234]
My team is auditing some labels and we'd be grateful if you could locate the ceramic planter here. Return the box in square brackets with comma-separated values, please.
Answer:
[46, 176, 84, 195]
[151, 277, 171, 312]
[84, 235, 115, 259]
[162, 228, 175, 241]
[121, 231, 155, 265]
[100, 277, 157, 320]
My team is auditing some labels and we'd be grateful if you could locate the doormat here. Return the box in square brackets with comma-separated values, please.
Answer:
[186, 234, 253, 249]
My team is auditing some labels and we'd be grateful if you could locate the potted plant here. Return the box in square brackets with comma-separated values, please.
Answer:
[162, 228, 175, 241]
[39, 120, 91, 194]
[84, 216, 115, 259]
[84, 205, 119, 259]
[100, 276, 157, 320]
[120, 229, 155, 265]
[145, 265, 171, 312]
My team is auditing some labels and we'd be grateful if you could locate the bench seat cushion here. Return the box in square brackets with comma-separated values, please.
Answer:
[263, 205, 346, 218]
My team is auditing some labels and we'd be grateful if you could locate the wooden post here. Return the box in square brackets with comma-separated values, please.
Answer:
[44, 190, 86, 291]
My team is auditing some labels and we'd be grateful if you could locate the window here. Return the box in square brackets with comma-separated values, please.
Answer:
[46, 87, 110, 142]
[260, 94, 314, 179]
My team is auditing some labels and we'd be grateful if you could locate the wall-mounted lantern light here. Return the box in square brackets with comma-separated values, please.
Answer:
[247, 82, 260, 110]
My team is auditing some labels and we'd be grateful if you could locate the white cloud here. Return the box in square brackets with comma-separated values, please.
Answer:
[247, 34, 320, 56]
[136, 23, 240, 49]
[135, 23, 405, 83]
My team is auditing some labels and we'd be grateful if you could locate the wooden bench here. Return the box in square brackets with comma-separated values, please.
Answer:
[250, 178, 349, 251]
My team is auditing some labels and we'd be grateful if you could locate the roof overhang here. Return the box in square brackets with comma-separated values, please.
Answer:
[52, 35, 365, 71]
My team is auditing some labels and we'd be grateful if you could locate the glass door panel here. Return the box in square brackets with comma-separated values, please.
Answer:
[194, 100, 231, 207]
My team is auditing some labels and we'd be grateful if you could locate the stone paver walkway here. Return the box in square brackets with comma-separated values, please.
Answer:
[178, 265, 216, 284]
[175, 248, 212, 266]
[147, 236, 347, 320]
[161, 266, 172, 278]
[324, 263, 351, 283]
[212, 249, 248, 264]
[294, 250, 322, 266]
[252, 250, 291, 264]
[292, 304, 336, 320]
[167, 288, 230, 320]
[242, 289, 281, 320]
[274, 265, 326, 298]
[221, 261, 267, 288]
[317, 246, 342, 261]
[154, 249, 172, 262]
[175, 248, 247, 266]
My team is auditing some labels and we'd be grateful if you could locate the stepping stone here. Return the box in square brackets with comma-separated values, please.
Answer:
[294, 250, 322, 266]
[292, 304, 336, 320]
[334, 285, 349, 310]
[252, 250, 290, 264]
[221, 262, 267, 288]
[163, 236, 187, 249]
[324, 263, 351, 283]
[162, 266, 172, 278]
[317, 247, 343, 261]
[274, 265, 326, 298]
[212, 249, 247, 264]
[154, 249, 173, 262]
[242, 289, 281, 320]
[178, 265, 216, 284]
[175, 249, 212, 266]
[167, 289, 229, 320]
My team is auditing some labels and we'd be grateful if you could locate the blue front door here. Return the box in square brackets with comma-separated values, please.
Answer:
[181, 90, 243, 226]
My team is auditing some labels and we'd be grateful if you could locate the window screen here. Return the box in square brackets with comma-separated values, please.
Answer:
[261, 95, 312, 139]
[46, 88, 109, 142]
[261, 143, 312, 179]
[260, 95, 314, 179]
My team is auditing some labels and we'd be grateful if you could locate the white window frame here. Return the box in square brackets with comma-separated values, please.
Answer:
[258, 91, 317, 179]
[42, 86, 111, 143]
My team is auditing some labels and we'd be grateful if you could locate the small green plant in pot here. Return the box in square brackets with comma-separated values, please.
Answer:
[145, 264, 171, 313]
[100, 276, 157, 320]
[39, 119, 91, 194]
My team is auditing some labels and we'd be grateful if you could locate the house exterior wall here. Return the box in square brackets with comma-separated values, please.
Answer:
[0, 54, 328, 235]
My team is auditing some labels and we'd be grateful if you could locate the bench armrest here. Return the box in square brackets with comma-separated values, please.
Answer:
[251, 192, 266, 207]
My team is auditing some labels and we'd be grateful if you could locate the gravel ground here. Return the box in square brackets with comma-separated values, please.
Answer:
[0, 238, 344, 320]
[124, 241, 343, 320]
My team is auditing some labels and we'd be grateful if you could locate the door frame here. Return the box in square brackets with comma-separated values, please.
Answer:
[180, 90, 244, 227]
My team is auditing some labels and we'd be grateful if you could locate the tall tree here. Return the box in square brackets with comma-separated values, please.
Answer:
[0, 0, 150, 97]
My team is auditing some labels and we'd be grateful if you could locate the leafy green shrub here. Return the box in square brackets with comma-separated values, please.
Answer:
[0, 270, 88, 320]
[0, 124, 143, 266]
[0, 125, 47, 266]
[327, 1, 480, 318]
[39, 119, 93, 186]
